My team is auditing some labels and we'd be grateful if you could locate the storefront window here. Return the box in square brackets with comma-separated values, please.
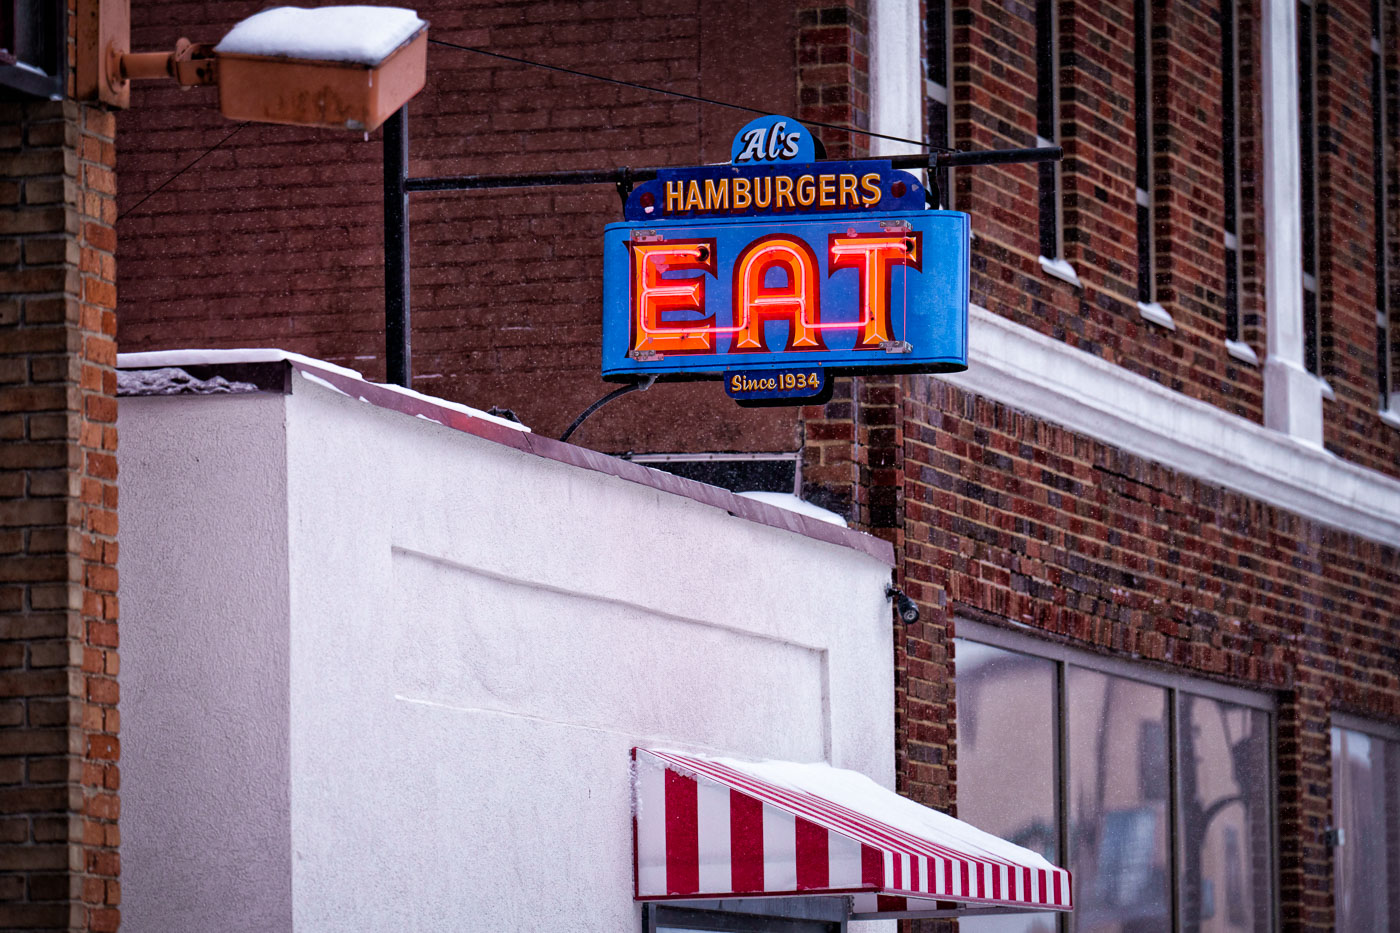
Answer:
[1068, 669, 1170, 933]
[958, 641, 1059, 933]
[954, 622, 1276, 933]
[1331, 721, 1400, 933]
[1179, 696, 1271, 933]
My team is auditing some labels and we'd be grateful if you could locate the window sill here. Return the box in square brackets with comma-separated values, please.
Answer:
[1038, 255, 1082, 289]
[1137, 301, 1176, 331]
[1225, 339, 1260, 366]
[1379, 409, 1400, 430]
[1318, 376, 1335, 400]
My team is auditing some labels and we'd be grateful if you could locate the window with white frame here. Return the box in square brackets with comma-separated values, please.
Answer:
[1220, 0, 1256, 364]
[927, 0, 953, 209]
[1135, 0, 1155, 306]
[1298, 0, 1325, 380]
[955, 621, 1275, 933]
[1372, 0, 1395, 415]
[1330, 716, 1400, 933]
[1037, 0, 1064, 265]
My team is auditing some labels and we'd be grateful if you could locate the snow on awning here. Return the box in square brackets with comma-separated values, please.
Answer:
[633, 748, 1071, 920]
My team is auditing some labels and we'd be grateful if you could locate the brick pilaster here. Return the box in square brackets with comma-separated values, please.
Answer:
[0, 95, 120, 931]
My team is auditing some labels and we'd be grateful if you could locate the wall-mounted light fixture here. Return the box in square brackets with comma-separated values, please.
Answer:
[76, 2, 427, 132]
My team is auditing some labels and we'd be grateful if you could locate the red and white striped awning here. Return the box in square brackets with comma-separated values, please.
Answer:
[633, 748, 1071, 920]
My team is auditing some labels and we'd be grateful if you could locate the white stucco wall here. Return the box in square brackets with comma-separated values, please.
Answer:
[120, 392, 294, 932]
[119, 366, 895, 932]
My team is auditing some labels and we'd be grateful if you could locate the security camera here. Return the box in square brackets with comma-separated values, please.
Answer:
[885, 585, 920, 624]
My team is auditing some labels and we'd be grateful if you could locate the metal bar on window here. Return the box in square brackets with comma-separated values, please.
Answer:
[954, 618, 1278, 711]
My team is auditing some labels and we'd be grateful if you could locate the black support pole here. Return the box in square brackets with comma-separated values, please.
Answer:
[383, 106, 411, 388]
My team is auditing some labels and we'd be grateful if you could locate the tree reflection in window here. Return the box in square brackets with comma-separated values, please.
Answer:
[953, 634, 1275, 933]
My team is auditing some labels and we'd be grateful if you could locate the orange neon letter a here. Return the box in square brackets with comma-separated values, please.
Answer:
[629, 239, 717, 355]
[828, 232, 921, 348]
[730, 235, 825, 352]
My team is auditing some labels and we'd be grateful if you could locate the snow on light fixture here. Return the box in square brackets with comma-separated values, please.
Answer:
[77, 2, 428, 131]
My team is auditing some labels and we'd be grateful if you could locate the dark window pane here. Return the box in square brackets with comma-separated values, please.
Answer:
[1067, 668, 1171, 933]
[1138, 203, 1152, 303]
[1221, 0, 1239, 237]
[1298, 1, 1318, 278]
[1225, 249, 1240, 341]
[928, 0, 948, 87]
[1040, 162, 1059, 259]
[1178, 696, 1272, 933]
[955, 640, 1060, 933]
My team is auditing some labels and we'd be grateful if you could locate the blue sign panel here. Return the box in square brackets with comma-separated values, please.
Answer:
[601, 209, 969, 380]
[623, 160, 927, 222]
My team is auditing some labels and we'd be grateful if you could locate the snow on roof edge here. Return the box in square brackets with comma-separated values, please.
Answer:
[116, 350, 895, 566]
[116, 348, 530, 433]
[736, 491, 847, 527]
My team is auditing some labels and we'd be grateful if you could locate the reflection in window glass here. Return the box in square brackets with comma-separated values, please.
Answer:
[955, 639, 1059, 933]
[1332, 726, 1400, 933]
[1178, 696, 1271, 933]
[1067, 668, 1170, 933]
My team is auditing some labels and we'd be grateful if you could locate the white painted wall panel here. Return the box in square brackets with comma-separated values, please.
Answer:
[119, 393, 293, 933]
[119, 367, 895, 933]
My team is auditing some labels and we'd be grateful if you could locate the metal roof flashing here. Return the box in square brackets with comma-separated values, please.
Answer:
[116, 350, 895, 567]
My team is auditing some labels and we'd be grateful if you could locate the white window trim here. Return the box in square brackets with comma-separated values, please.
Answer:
[869, 0, 925, 159]
[958, 617, 1276, 710]
[1260, 0, 1324, 444]
[1332, 712, 1400, 740]
[941, 304, 1400, 546]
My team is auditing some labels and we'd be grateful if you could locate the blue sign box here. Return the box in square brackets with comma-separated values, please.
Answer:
[601, 209, 969, 381]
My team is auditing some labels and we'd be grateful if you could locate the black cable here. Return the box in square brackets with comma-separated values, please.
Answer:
[428, 37, 951, 153]
[559, 376, 656, 442]
[118, 122, 250, 221]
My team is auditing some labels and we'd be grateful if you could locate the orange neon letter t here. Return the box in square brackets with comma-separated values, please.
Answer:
[827, 232, 921, 348]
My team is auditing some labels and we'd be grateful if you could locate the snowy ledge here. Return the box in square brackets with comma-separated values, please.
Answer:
[1038, 255, 1082, 289]
[117, 349, 529, 432]
[214, 6, 426, 66]
[117, 349, 895, 566]
[1136, 301, 1176, 331]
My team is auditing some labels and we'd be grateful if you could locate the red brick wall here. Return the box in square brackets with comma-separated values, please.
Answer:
[954, 0, 1400, 477]
[116, 0, 806, 452]
[898, 375, 1400, 932]
[0, 95, 121, 931]
[1314, 0, 1399, 470]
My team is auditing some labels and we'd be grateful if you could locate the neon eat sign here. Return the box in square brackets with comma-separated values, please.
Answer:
[601, 116, 969, 382]
[627, 232, 917, 355]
